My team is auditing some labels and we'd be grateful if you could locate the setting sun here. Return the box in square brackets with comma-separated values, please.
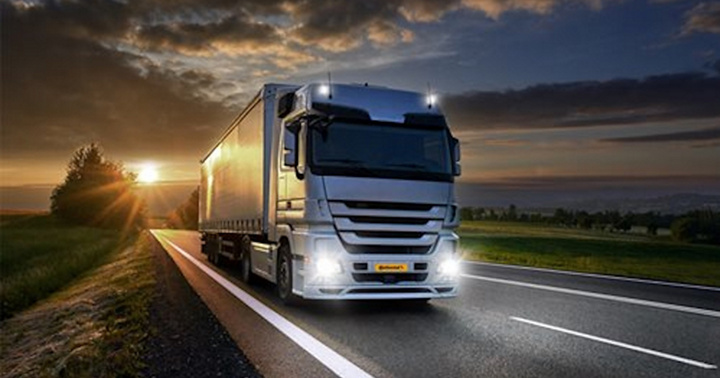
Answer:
[137, 163, 159, 183]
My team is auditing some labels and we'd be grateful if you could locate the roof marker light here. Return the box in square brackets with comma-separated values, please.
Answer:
[427, 94, 438, 108]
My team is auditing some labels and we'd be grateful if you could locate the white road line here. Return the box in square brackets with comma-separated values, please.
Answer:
[150, 231, 373, 378]
[463, 261, 720, 292]
[461, 273, 720, 318]
[511, 316, 717, 370]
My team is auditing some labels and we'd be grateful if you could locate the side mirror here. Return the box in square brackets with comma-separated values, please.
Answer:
[296, 120, 307, 178]
[283, 125, 297, 167]
[452, 137, 461, 162]
[451, 137, 461, 176]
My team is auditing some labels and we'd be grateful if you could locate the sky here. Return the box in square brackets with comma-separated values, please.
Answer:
[1, 0, 720, 211]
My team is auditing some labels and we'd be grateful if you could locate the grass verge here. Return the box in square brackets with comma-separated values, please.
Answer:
[0, 232, 155, 377]
[0, 214, 123, 320]
[459, 221, 720, 287]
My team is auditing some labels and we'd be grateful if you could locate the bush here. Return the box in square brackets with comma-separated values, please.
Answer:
[51, 144, 145, 232]
[671, 210, 720, 244]
[671, 217, 699, 242]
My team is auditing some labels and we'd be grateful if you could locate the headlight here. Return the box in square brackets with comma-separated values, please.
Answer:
[315, 257, 342, 277]
[438, 258, 460, 277]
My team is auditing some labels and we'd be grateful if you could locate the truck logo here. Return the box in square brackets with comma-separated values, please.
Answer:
[375, 263, 408, 273]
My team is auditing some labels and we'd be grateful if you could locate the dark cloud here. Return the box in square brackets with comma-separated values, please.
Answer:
[443, 72, 720, 131]
[283, 0, 616, 51]
[600, 127, 720, 144]
[1, 3, 234, 161]
[133, 15, 282, 55]
[287, 1, 413, 51]
[683, 2, 720, 35]
[706, 59, 720, 74]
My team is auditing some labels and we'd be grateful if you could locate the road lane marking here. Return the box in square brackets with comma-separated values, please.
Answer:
[463, 261, 720, 292]
[461, 274, 720, 318]
[510, 316, 717, 369]
[150, 231, 373, 378]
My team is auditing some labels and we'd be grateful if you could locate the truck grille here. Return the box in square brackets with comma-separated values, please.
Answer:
[344, 201, 434, 211]
[342, 244, 432, 255]
[352, 273, 428, 283]
[329, 200, 445, 255]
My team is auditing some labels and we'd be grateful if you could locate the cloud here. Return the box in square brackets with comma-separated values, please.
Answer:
[683, 2, 720, 35]
[442, 72, 720, 131]
[1, 3, 234, 162]
[1, 0, 686, 186]
[460, 0, 611, 19]
[600, 126, 720, 144]
[132, 15, 282, 56]
[2, 0, 625, 106]
[284, 1, 414, 52]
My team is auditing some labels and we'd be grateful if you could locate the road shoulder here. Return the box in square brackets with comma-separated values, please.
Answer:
[142, 235, 259, 377]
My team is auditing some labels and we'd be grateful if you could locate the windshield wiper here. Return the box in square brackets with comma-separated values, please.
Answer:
[320, 158, 364, 164]
[318, 158, 379, 176]
[386, 162, 426, 170]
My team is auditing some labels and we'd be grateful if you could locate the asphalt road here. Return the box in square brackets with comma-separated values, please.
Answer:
[150, 229, 720, 378]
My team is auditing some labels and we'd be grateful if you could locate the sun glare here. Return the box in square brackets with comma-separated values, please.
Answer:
[137, 163, 159, 183]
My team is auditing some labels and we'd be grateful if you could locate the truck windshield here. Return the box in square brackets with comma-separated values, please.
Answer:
[308, 121, 453, 182]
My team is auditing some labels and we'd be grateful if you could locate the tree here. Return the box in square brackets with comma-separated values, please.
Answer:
[553, 208, 570, 226]
[51, 144, 145, 232]
[460, 207, 474, 221]
[614, 214, 633, 233]
[507, 204, 518, 221]
[646, 221, 659, 236]
[472, 207, 486, 220]
[576, 211, 593, 229]
[671, 217, 698, 242]
[167, 188, 199, 230]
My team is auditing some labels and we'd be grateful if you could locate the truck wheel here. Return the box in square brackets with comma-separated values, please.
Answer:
[277, 244, 301, 305]
[240, 236, 256, 284]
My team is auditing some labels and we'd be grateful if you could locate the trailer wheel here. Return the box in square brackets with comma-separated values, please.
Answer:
[277, 243, 301, 305]
[210, 236, 224, 266]
[206, 235, 217, 263]
[240, 236, 256, 284]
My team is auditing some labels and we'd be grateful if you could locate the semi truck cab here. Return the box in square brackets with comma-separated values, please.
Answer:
[200, 83, 462, 304]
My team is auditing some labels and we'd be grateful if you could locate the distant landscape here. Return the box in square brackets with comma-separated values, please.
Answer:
[3, 182, 719, 217]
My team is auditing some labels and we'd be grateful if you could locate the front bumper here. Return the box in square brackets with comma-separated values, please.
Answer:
[291, 230, 460, 300]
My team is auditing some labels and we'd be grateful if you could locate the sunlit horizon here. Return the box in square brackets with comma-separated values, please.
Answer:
[137, 163, 160, 184]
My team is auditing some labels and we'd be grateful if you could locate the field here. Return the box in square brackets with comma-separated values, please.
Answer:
[1, 231, 155, 377]
[0, 214, 123, 319]
[458, 221, 720, 287]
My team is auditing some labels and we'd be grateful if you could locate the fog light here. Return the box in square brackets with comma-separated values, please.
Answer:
[316, 258, 342, 277]
[438, 259, 460, 277]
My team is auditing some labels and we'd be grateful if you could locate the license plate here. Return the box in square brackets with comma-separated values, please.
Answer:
[375, 263, 408, 273]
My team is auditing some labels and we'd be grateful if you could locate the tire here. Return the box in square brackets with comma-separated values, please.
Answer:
[210, 236, 224, 267]
[207, 235, 217, 263]
[240, 236, 256, 284]
[277, 243, 301, 305]
[200, 234, 208, 255]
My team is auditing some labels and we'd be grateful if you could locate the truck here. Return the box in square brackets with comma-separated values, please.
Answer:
[199, 82, 462, 304]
